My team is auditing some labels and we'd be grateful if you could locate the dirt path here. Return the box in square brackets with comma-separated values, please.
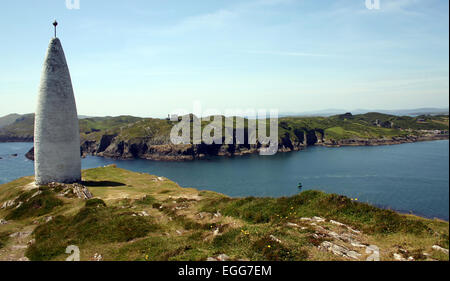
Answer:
[0, 225, 36, 261]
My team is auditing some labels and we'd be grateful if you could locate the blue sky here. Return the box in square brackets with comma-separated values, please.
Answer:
[0, 0, 448, 117]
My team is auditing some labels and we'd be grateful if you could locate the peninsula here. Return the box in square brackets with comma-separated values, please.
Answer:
[0, 112, 448, 161]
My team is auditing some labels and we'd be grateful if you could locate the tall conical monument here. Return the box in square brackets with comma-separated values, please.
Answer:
[34, 21, 81, 185]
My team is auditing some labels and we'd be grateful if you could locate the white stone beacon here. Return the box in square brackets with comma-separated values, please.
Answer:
[34, 21, 81, 185]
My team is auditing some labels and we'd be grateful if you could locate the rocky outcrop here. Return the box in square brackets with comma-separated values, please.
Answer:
[47, 182, 93, 200]
[321, 134, 449, 147]
[83, 131, 318, 160]
[0, 136, 33, 142]
[23, 129, 448, 161]
[25, 147, 34, 161]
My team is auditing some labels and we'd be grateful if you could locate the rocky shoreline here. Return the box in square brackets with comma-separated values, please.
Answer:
[0, 136, 33, 143]
[72, 133, 450, 161]
[17, 133, 449, 162]
[318, 134, 449, 147]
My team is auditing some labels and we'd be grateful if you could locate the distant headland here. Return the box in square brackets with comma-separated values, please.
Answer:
[0, 112, 448, 161]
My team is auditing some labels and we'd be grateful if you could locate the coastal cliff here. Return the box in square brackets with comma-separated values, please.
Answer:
[1, 112, 448, 161]
[79, 131, 448, 161]
[78, 129, 323, 160]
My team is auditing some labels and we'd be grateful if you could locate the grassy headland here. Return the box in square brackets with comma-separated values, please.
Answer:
[0, 166, 448, 261]
[0, 112, 448, 160]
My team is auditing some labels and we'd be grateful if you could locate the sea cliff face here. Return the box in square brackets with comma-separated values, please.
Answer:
[78, 129, 324, 160]
[4, 112, 447, 161]
[0, 136, 33, 142]
[22, 130, 448, 161]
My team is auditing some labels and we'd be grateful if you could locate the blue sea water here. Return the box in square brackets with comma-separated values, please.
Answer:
[0, 140, 448, 220]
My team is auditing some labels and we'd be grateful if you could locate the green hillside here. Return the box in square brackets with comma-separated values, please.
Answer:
[0, 112, 448, 144]
[0, 114, 21, 129]
[0, 166, 448, 261]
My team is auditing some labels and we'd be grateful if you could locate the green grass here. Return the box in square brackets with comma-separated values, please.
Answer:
[0, 231, 11, 249]
[5, 190, 63, 220]
[1, 167, 448, 261]
[1, 112, 447, 145]
[26, 199, 158, 261]
[200, 190, 433, 235]
[135, 195, 156, 205]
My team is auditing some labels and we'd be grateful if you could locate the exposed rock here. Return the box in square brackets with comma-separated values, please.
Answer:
[314, 223, 366, 249]
[398, 248, 408, 255]
[347, 227, 361, 234]
[207, 254, 230, 261]
[45, 216, 53, 223]
[0, 219, 7, 225]
[30, 190, 42, 199]
[393, 253, 407, 261]
[1, 197, 18, 209]
[216, 254, 230, 261]
[312, 216, 325, 223]
[139, 211, 149, 217]
[330, 220, 345, 227]
[77, 126, 323, 161]
[9, 231, 32, 238]
[93, 253, 103, 261]
[49, 182, 93, 200]
[25, 147, 34, 161]
[351, 241, 366, 248]
[71, 183, 93, 199]
[269, 235, 282, 244]
[365, 245, 380, 261]
[432, 245, 449, 254]
[197, 212, 205, 219]
[319, 241, 361, 260]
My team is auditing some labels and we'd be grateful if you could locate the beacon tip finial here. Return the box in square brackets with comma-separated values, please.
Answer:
[53, 20, 58, 38]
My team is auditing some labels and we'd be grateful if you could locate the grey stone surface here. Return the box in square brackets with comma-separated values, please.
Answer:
[34, 38, 81, 185]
